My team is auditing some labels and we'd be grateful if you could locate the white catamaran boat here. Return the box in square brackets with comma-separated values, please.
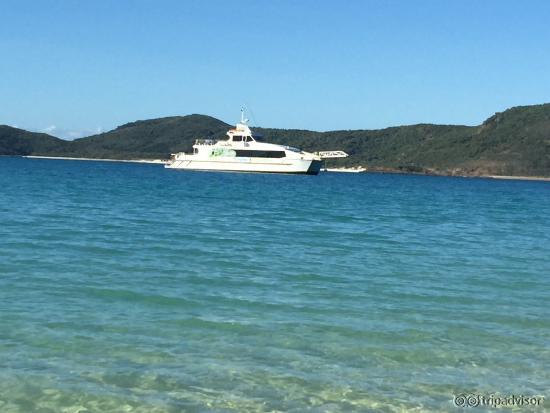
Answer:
[165, 111, 323, 175]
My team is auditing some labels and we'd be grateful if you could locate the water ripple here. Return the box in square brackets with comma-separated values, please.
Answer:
[1, 157, 549, 412]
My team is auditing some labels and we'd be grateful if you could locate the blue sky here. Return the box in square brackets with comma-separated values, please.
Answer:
[1, 0, 549, 138]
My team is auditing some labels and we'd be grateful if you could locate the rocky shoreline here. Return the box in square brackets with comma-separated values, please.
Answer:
[358, 165, 550, 181]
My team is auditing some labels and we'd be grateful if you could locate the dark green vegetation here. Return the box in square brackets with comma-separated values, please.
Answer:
[0, 126, 70, 156]
[2, 104, 550, 176]
[1, 115, 228, 161]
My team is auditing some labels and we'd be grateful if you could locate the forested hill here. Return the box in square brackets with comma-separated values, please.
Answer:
[0, 125, 70, 155]
[256, 103, 550, 176]
[66, 115, 230, 160]
[1, 104, 549, 177]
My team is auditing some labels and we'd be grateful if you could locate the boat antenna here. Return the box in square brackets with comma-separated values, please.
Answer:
[240, 106, 249, 124]
[243, 103, 258, 127]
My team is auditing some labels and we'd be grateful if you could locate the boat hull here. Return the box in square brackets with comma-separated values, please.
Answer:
[165, 157, 322, 175]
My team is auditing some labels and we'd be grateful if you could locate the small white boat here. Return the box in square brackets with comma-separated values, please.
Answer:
[165, 111, 323, 175]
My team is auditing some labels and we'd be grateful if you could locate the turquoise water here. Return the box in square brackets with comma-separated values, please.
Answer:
[0, 156, 548, 412]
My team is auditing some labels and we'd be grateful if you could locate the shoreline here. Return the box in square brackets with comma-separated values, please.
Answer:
[333, 166, 550, 181]
[19, 156, 550, 181]
[481, 174, 550, 182]
[23, 155, 167, 165]
[359, 166, 550, 182]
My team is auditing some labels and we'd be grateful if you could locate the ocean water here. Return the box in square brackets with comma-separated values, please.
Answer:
[0, 156, 548, 412]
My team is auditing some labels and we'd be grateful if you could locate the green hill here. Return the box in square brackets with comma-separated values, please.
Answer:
[1, 103, 549, 177]
[67, 115, 230, 160]
[256, 103, 550, 176]
[0, 126, 70, 156]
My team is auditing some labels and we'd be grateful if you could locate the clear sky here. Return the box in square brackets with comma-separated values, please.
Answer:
[1, 0, 550, 139]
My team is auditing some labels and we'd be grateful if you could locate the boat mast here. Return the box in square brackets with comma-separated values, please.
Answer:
[240, 107, 249, 124]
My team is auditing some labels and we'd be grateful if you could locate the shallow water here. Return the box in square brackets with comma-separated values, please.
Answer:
[0, 157, 549, 412]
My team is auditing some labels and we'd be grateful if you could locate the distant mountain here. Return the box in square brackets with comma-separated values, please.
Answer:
[67, 115, 230, 160]
[256, 103, 550, 176]
[1, 104, 549, 177]
[0, 126, 69, 155]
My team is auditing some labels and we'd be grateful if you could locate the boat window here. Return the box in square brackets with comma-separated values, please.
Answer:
[285, 146, 302, 153]
[233, 136, 243, 142]
[234, 150, 286, 158]
[245, 136, 254, 142]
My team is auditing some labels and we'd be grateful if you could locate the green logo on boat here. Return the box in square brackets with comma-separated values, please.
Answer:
[210, 148, 236, 157]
